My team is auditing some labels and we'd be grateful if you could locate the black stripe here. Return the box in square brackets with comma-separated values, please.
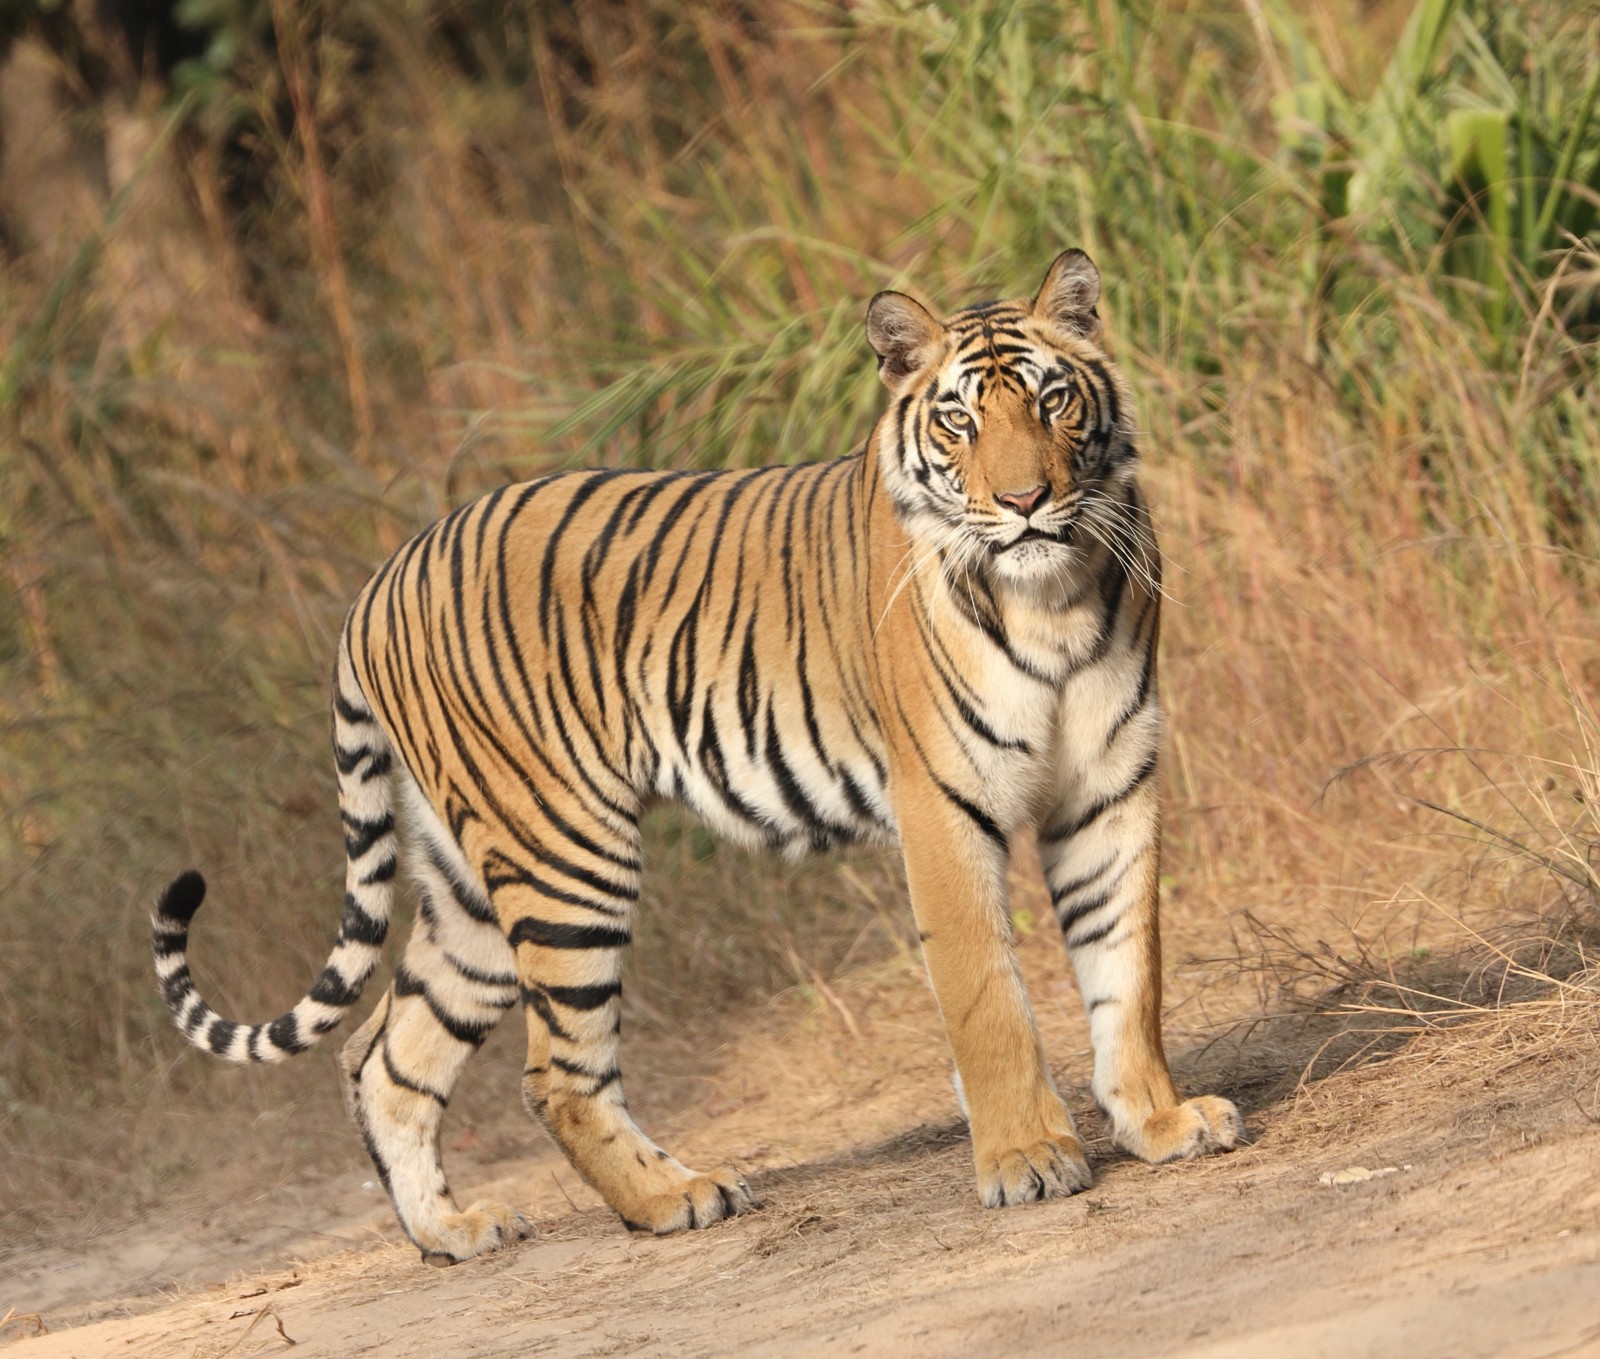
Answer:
[614, 558, 642, 700]
[310, 965, 364, 1006]
[765, 706, 838, 846]
[792, 616, 839, 774]
[334, 743, 380, 775]
[396, 966, 496, 1046]
[483, 853, 629, 918]
[637, 473, 721, 595]
[778, 463, 805, 635]
[1065, 917, 1118, 950]
[667, 597, 700, 752]
[520, 837, 640, 903]
[443, 953, 516, 988]
[339, 892, 388, 946]
[538, 471, 630, 643]
[625, 467, 700, 533]
[1048, 852, 1118, 907]
[938, 778, 1005, 847]
[893, 394, 927, 485]
[838, 766, 879, 826]
[579, 594, 610, 725]
[375, 527, 439, 784]
[529, 670, 640, 835]
[1040, 750, 1159, 846]
[152, 929, 187, 959]
[582, 478, 662, 590]
[424, 637, 640, 918]
[696, 700, 777, 837]
[355, 1119, 395, 1196]
[1056, 878, 1124, 935]
[360, 855, 398, 886]
[206, 1018, 239, 1054]
[951, 571, 1058, 684]
[520, 985, 573, 1041]
[893, 694, 1006, 850]
[508, 917, 631, 950]
[342, 811, 395, 859]
[1064, 552, 1128, 678]
[656, 491, 720, 605]
[333, 692, 371, 726]
[425, 840, 496, 924]
[737, 613, 762, 761]
[1104, 637, 1157, 749]
[551, 1056, 622, 1095]
[160, 963, 192, 1008]
[919, 611, 1028, 753]
[516, 785, 640, 874]
[464, 495, 555, 763]
[268, 1012, 311, 1054]
[543, 980, 622, 1010]
[383, 1043, 448, 1105]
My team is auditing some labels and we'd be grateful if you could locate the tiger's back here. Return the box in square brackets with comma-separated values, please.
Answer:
[153, 251, 1241, 1264]
[350, 460, 894, 863]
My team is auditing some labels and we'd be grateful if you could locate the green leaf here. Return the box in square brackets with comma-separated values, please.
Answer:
[1535, 55, 1600, 249]
[1444, 107, 1511, 333]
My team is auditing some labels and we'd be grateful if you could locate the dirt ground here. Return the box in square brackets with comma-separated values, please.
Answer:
[6, 883, 1600, 1359]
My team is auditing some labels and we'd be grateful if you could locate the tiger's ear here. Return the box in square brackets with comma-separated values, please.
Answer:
[1031, 249, 1102, 341]
[866, 291, 942, 387]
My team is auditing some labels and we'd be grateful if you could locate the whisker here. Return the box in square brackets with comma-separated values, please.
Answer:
[1078, 490, 1174, 605]
[875, 519, 968, 636]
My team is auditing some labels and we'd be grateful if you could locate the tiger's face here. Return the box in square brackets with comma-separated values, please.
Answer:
[866, 250, 1136, 589]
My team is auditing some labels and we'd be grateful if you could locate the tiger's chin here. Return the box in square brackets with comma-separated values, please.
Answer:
[988, 537, 1082, 591]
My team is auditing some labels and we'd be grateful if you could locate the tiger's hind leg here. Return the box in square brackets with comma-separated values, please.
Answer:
[488, 818, 759, 1234]
[340, 782, 531, 1264]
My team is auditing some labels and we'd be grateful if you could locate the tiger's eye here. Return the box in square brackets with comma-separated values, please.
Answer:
[1040, 387, 1067, 413]
[939, 409, 974, 435]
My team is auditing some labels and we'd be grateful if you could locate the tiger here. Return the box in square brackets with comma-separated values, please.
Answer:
[151, 249, 1242, 1264]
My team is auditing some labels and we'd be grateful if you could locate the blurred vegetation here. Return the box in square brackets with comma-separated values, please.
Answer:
[1, 0, 1596, 1221]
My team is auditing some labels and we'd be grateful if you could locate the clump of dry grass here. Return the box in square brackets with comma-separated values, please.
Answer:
[1187, 708, 1599, 1109]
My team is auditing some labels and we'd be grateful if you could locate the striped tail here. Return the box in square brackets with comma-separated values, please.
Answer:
[151, 641, 398, 1064]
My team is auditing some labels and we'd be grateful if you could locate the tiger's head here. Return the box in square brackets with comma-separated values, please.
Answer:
[865, 250, 1137, 589]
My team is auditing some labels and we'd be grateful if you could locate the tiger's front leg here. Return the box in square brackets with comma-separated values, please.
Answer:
[1038, 710, 1243, 1163]
[896, 769, 1093, 1207]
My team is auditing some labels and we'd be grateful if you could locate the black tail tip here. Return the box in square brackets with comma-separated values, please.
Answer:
[158, 870, 208, 923]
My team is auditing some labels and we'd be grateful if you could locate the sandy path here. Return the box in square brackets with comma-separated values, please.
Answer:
[7, 949, 1600, 1359]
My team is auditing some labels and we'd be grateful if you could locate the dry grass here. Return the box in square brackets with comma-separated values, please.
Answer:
[1, 0, 1597, 1228]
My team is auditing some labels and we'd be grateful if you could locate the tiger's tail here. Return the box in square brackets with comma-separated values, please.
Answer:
[151, 637, 398, 1064]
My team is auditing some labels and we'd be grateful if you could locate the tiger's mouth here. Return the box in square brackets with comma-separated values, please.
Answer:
[997, 524, 1074, 553]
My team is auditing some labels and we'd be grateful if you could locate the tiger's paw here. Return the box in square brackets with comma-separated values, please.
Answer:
[418, 1200, 535, 1266]
[1119, 1095, 1244, 1164]
[975, 1133, 1093, 1208]
[620, 1167, 761, 1235]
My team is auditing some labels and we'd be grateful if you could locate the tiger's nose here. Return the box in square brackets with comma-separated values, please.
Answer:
[996, 484, 1049, 516]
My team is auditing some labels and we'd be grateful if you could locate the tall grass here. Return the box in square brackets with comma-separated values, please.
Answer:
[1, 0, 1596, 1220]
